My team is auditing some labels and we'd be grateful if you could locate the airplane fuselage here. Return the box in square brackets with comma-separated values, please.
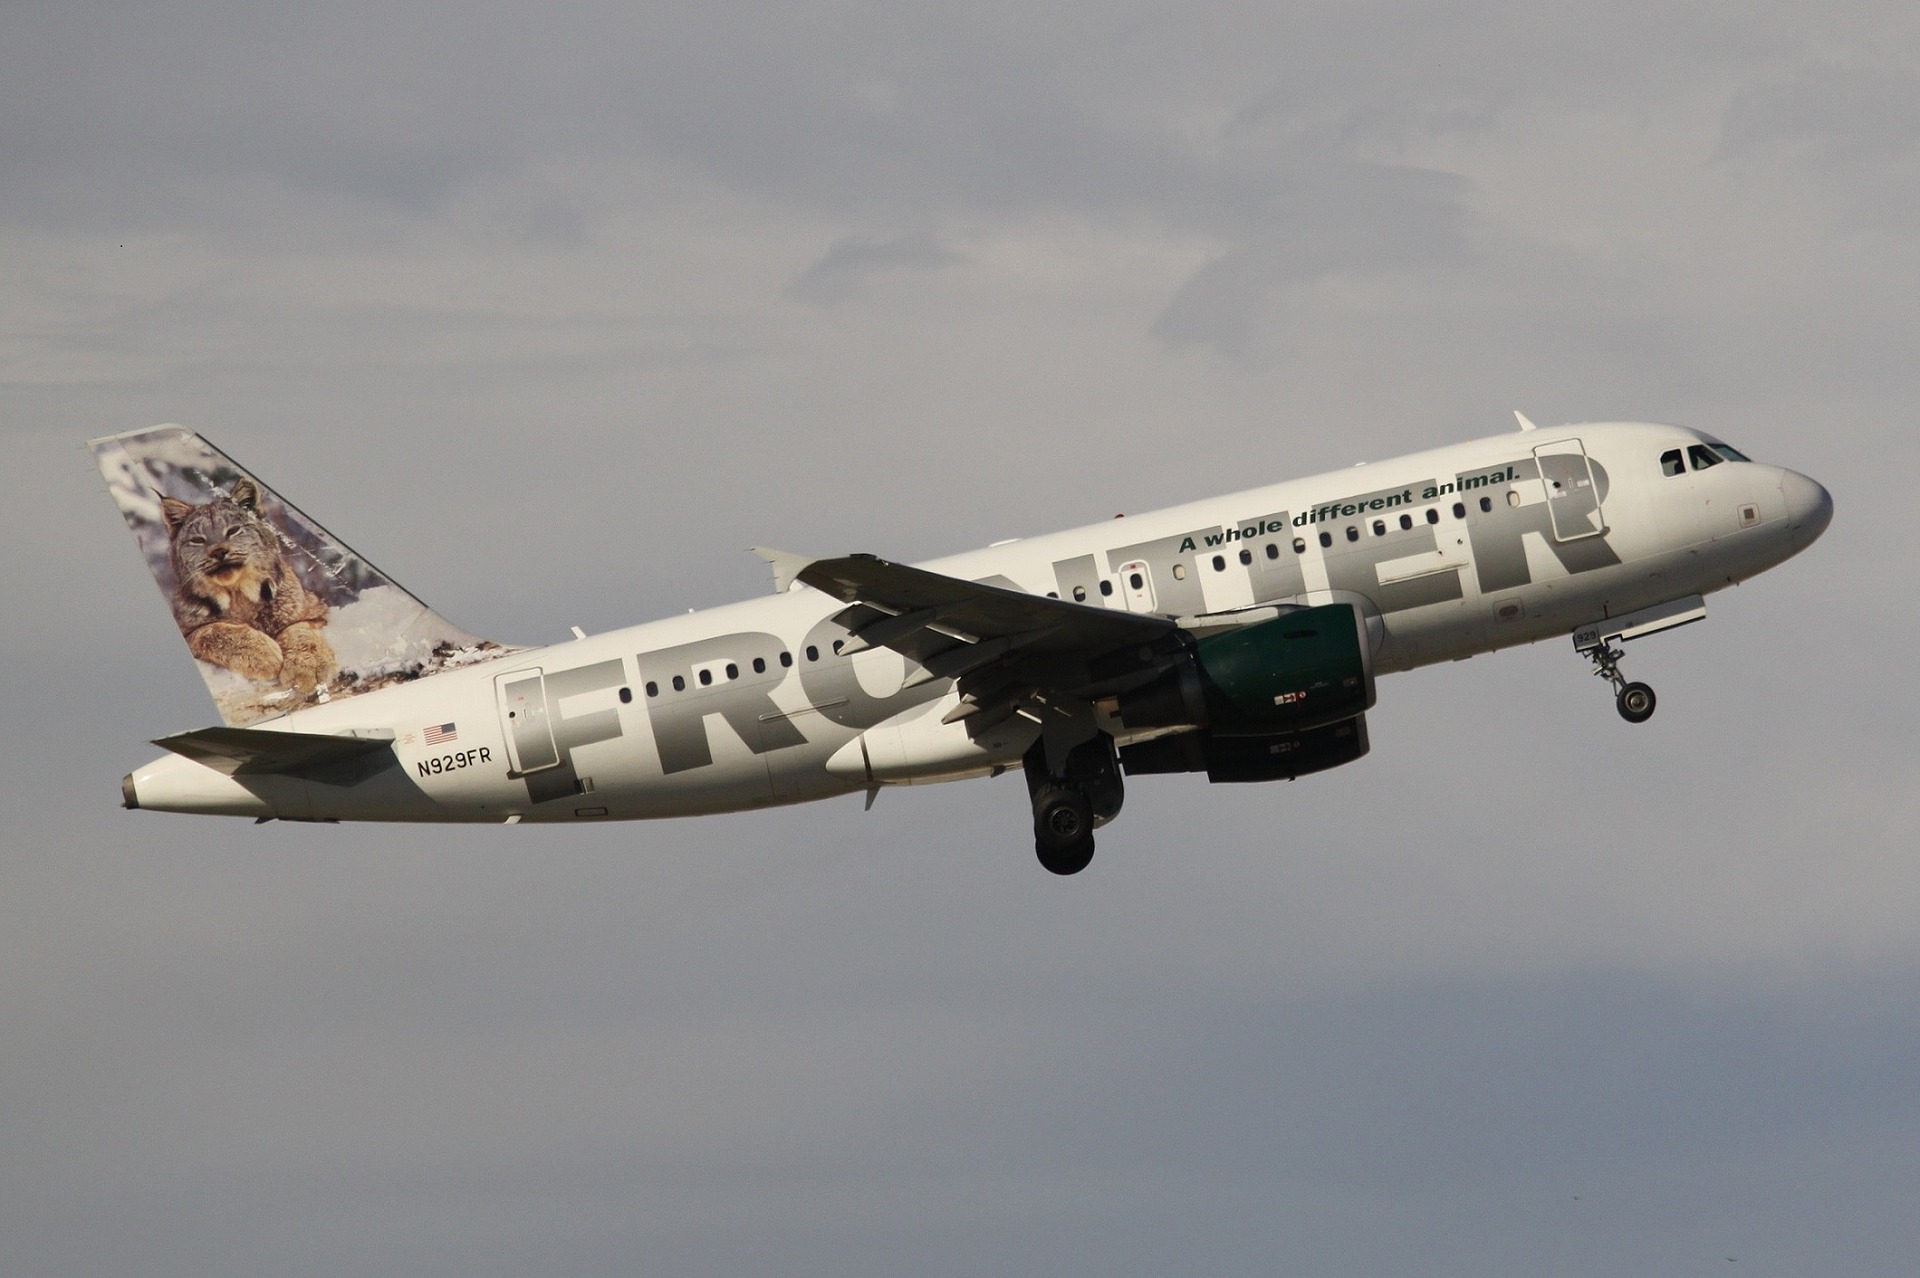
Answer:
[121, 420, 1832, 827]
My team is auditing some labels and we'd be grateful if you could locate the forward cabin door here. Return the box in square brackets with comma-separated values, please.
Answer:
[1533, 438, 1606, 541]
[494, 668, 559, 773]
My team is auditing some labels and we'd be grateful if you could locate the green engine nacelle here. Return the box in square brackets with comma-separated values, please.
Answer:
[1116, 603, 1375, 736]
[1119, 715, 1371, 783]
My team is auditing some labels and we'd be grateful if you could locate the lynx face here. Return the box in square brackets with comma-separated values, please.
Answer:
[161, 479, 283, 609]
[158, 477, 336, 692]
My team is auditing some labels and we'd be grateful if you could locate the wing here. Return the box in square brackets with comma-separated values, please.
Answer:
[794, 553, 1186, 736]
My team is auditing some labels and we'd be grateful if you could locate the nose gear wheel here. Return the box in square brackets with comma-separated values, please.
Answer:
[1588, 640, 1658, 724]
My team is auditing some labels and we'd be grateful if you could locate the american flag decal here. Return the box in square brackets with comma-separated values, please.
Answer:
[423, 722, 458, 746]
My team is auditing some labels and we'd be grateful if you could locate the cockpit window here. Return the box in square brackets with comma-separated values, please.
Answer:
[1660, 448, 1684, 477]
[1711, 443, 1751, 462]
[1687, 444, 1722, 471]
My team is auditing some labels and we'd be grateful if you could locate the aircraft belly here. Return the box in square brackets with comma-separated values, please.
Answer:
[828, 693, 1039, 786]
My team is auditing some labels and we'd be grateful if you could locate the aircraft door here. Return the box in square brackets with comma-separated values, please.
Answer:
[1116, 560, 1158, 613]
[495, 668, 560, 773]
[1533, 439, 1606, 541]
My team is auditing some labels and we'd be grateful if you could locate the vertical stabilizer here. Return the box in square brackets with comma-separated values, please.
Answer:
[89, 425, 511, 726]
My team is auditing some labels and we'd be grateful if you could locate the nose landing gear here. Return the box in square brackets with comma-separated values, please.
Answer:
[1588, 640, 1657, 724]
[1571, 597, 1705, 725]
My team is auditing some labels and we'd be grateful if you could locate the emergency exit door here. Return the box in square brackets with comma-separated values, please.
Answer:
[1116, 560, 1157, 613]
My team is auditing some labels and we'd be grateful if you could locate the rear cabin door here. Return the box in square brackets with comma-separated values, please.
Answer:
[1116, 559, 1157, 613]
[1532, 438, 1606, 541]
[495, 668, 559, 773]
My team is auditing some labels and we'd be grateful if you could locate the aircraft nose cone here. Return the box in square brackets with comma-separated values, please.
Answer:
[1780, 470, 1833, 545]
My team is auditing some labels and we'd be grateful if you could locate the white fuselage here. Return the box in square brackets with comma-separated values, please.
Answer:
[126, 422, 1832, 822]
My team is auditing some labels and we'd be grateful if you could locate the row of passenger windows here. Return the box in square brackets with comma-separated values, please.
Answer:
[1057, 500, 1486, 598]
[626, 489, 1508, 694]
[636, 487, 1520, 687]
[639, 642, 849, 698]
[1660, 442, 1750, 476]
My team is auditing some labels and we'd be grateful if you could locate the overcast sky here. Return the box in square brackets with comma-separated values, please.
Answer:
[5, 3, 1918, 1274]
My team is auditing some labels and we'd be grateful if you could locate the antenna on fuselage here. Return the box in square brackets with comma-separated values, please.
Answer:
[1514, 410, 1539, 431]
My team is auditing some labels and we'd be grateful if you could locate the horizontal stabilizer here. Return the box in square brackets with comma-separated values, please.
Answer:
[154, 726, 395, 776]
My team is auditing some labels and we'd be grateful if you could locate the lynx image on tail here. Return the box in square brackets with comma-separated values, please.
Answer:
[89, 426, 508, 727]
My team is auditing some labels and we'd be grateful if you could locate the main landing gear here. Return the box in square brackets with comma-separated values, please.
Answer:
[1587, 640, 1657, 724]
[1024, 733, 1123, 876]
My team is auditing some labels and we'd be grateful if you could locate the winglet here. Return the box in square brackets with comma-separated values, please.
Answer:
[749, 546, 816, 594]
[1514, 410, 1539, 432]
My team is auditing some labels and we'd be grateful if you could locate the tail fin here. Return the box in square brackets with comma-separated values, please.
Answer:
[89, 425, 511, 727]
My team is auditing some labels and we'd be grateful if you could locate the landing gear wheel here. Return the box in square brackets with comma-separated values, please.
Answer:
[1586, 640, 1658, 725]
[1616, 681, 1657, 724]
[1033, 787, 1096, 876]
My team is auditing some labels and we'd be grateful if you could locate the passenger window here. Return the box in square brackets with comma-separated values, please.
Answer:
[1239, 548, 1252, 566]
[752, 657, 765, 674]
[1294, 538, 1307, 553]
[725, 663, 738, 680]
[1453, 502, 1466, 519]
[1479, 496, 1493, 513]
[1072, 585, 1086, 601]
[1660, 449, 1684, 477]
[1099, 580, 1114, 596]
[1426, 508, 1439, 525]
[805, 645, 819, 662]
[1171, 564, 1186, 580]
[698, 669, 712, 686]
[779, 651, 792, 668]
[619, 687, 633, 703]
[832, 640, 844, 655]
[1131, 571, 1146, 588]
[1371, 519, 1385, 536]
[1399, 513, 1413, 531]
[645, 682, 658, 697]
[1319, 531, 1332, 548]
[1688, 444, 1721, 471]
[1507, 490, 1521, 507]
[1346, 526, 1359, 542]
[1208, 558, 1223, 573]
[672, 675, 685, 692]
[1266, 543, 1280, 559]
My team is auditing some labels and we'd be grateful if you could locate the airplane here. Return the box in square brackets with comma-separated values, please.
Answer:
[90, 414, 1831, 874]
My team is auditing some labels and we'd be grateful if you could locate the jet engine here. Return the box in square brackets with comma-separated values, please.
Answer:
[1119, 715, 1370, 783]
[1115, 604, 1375, 736]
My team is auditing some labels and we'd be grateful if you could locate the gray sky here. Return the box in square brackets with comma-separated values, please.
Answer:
[5, 3, 1918, 1274]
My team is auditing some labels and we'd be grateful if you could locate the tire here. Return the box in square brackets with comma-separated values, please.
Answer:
[1034, 788, 1096, 876]
[1036, 839, 1096, 876]
[1617, 681, 1657, 724]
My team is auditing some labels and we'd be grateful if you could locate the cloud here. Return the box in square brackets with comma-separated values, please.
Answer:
[786, 233, 965, 305]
